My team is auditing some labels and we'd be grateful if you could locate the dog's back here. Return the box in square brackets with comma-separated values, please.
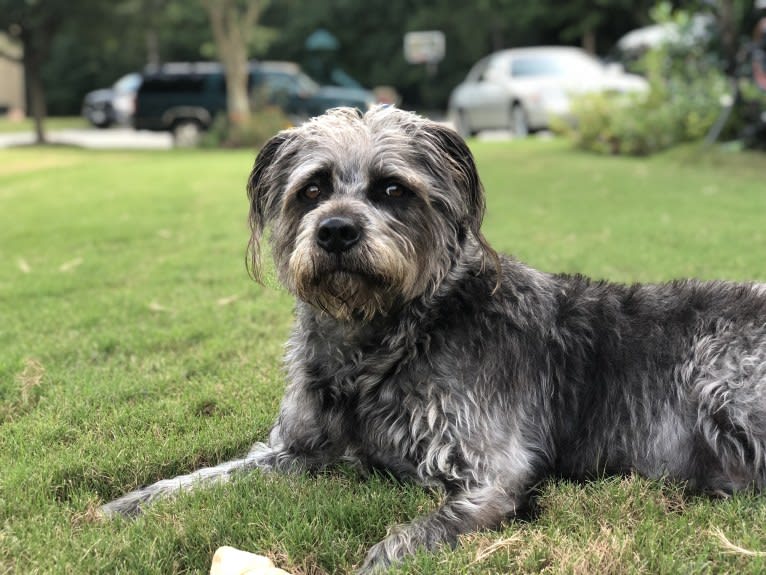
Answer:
[544, 274, 766, 492]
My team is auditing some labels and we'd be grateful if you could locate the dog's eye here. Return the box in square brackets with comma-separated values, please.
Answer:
[302, 184, 322, 201]
[372, 182, 411, 202]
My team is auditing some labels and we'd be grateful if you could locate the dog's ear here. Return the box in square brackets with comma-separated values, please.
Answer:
[428, 126, 484, 228]
[246, 131, 292, 282]
[420, 122, 501, 284]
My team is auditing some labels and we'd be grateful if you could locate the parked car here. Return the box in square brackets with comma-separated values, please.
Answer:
[447, 46, 649, 137]
[133, 61, 375, 145]
[82, 73, 142, 128]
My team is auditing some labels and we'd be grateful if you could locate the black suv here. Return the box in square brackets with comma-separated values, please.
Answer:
[134, 61, 374, 144]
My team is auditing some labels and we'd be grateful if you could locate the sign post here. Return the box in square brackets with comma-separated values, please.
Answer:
[403, 30, 445, 77]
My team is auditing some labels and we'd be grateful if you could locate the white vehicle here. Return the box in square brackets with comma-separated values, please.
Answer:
[448, 46, 648, 137]
[615, 14, 713, 55]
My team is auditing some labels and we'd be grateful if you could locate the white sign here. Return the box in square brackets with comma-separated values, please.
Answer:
[404, 31, 445, 65]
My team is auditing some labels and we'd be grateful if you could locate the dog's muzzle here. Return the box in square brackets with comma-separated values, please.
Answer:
[316, 216, 361, 254]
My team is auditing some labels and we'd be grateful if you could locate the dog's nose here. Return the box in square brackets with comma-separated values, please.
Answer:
[316, 216, 361, 253]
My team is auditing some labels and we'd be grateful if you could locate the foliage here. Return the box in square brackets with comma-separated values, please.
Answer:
[42, 0, 213, 115]
[5, 0, 762, 121]
[260, 0, 660, 110]
[2, 141, 766, 572]
[2, 0, 683, 117]
[550, 0, 656, 53]
[0, 0, 106, 141]
[560, 3, 729, 155]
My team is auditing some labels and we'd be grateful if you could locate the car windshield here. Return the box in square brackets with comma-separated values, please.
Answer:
[511, 53, 603, 78]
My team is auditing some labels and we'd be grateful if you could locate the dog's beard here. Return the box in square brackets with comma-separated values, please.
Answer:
[286, 246, 418, 322]
[285, 252, 394, 320]
[306, 269, 393, 321]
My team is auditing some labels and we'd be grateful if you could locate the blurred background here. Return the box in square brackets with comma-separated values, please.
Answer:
[1, 0, 765, 153]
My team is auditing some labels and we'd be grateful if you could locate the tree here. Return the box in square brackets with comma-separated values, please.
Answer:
[0, 0, 108, 143]
[550, 0, 657, 55]
[201, 0, 268, 124]
[0, 1, 67, 143]
[260, 0, 655, 110]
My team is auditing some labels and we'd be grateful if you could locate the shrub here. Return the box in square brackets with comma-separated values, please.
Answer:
[561, 70, 727, 156]
[561, 3, 728, 156]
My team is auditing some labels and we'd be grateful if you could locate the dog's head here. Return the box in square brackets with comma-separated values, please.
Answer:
[247, 106, 497, 321]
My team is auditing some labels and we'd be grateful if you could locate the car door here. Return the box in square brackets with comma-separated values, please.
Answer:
[455, 58, 490, 129]
[477, 57, 512, 129]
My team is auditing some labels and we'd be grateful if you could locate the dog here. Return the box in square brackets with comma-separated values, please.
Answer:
[101, 106, 766, 573]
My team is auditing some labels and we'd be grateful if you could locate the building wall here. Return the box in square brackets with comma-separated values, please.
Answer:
[0, 33, 25, 114]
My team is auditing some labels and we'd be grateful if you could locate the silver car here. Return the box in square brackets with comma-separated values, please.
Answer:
[448, 46, 648, 137]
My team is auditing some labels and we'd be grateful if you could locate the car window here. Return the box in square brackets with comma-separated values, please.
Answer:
[511, 53, 603, 78]
[114, 73, 141, 93]
[258, 72, 298, 95]
[206, 74, 225, 93]
[510, 56, 567, 77]
[141, 75, 210, 94]
[466, 58, 489, 83]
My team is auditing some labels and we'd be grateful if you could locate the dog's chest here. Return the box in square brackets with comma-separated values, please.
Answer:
[301, 329, 473, 484]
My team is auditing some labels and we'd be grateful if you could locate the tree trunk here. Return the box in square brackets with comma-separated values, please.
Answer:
[21, 30, 47, 144]
[717, 0, 737, 76]
[145, 0, 163, 67]
[582, 29, 596, 55]
[145, 29, 160, 67]
[202, 0, 265, 126]
[223, 54, 250, 124]
[29, 64, 47, 144]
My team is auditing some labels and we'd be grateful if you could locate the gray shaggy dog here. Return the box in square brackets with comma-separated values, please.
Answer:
[102, 106, 766, 573]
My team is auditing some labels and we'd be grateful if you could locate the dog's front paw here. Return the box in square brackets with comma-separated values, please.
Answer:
[357, 530, 416, 574]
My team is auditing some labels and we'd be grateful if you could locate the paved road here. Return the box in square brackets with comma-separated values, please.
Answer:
[0, 128, 173, 150]
[0, 125, 542, 150]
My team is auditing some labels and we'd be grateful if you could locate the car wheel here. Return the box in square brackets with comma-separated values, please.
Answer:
[88, 109, 112, 129]
[510, 103, 529, 139]
[173, 120, 202, 147]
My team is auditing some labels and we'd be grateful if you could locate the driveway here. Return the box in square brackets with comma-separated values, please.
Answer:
[0, 128, 173, 150]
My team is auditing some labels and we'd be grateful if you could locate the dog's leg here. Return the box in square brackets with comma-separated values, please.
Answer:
[100, 395, 345, 518]
[358, 482, 522, 573]
[99, 443, 280, 517]
[98, 439, 337, 518]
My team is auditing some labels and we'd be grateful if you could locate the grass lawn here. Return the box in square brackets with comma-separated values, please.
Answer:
[1, 139, 766, 574]
[0, 116, 89, 133]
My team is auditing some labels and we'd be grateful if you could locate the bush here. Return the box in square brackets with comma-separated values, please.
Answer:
[561, 69, 727, 156]
[200, 106, 292, 149]
[560, 3, 728, 156]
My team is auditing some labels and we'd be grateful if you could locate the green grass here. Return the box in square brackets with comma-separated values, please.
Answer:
[1, 140, 765, 574]
[0, 116, 88, 133]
